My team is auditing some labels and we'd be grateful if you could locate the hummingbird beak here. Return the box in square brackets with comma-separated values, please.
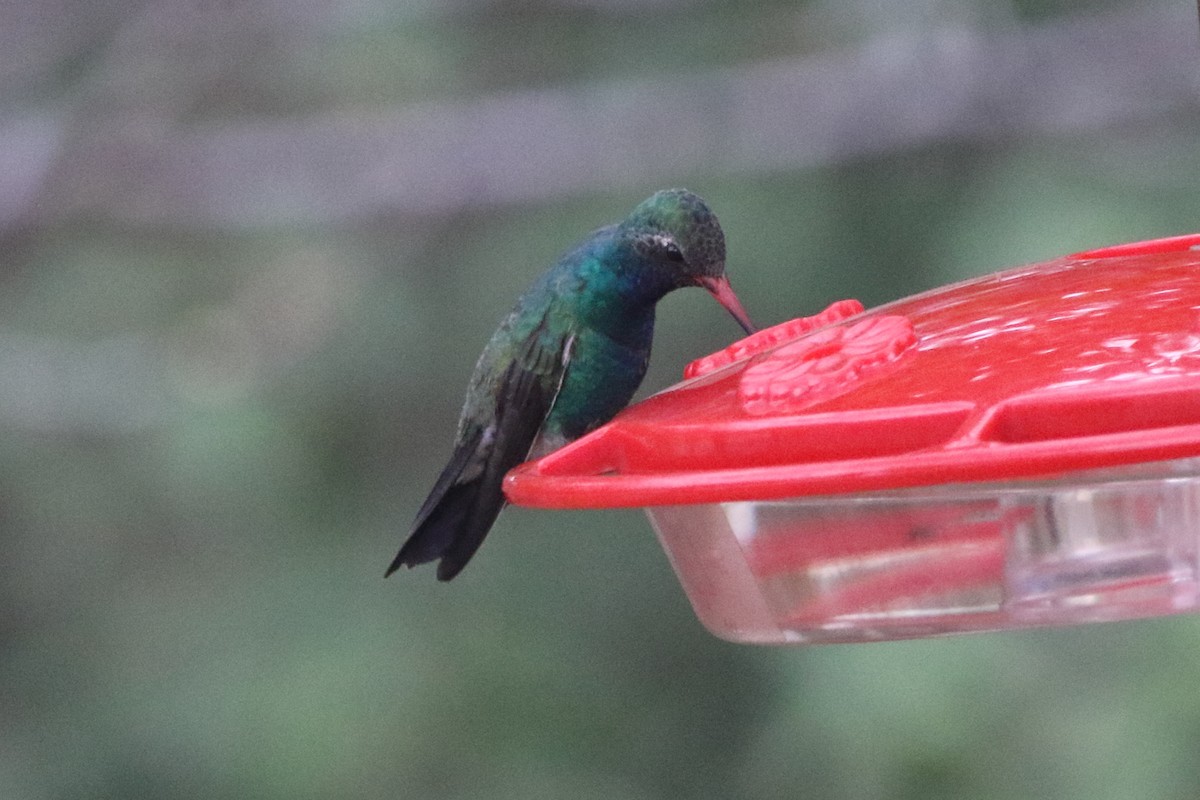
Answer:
[698, 275, 757, 335]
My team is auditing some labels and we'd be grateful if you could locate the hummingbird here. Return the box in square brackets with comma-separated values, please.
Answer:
[387, 189, 755, 581]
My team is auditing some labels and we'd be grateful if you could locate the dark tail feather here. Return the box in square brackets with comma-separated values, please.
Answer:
[386, 482, 472, 573]
[385, 425, 510, 580]
[436, 469, 508, 581]
[387, 429, 489, 579]
[385, 477, 506, 581]
[388, 345, 551, 580]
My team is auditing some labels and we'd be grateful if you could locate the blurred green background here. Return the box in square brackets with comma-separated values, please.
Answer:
[3, 0, 1200, 798]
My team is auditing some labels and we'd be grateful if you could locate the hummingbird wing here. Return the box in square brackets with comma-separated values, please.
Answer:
[388, 309, 575, 581]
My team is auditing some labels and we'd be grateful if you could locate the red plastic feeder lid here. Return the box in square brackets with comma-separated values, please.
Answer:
[507, 233, 1200, 508]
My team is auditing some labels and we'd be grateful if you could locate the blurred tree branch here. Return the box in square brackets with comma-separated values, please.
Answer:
[2, 3, 1197, 232]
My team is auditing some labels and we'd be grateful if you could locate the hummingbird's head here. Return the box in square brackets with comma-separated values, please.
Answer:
[620, 189, 756, 334]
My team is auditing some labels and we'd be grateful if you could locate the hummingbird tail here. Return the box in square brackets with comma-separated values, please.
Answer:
[387, 424, 510, 581]
[390, 340, 567, 581]
[386, 476, 506, 581]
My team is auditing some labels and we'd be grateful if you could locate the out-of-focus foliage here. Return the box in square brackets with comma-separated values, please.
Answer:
[2, 1, 1199, 798]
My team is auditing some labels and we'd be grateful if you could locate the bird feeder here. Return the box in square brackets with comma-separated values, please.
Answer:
[505, 233, 1200, 644]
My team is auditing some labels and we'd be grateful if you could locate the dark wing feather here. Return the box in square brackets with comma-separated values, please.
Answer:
[387, 313, 572, 581]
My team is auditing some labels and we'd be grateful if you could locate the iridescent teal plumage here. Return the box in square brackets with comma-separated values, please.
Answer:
[388, 190, 754, 580]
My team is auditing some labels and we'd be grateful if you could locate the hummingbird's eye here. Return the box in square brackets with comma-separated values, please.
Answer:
[641, 233, 686, 263]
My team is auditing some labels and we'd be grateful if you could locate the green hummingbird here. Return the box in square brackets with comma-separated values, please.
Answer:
[387, 189, 755, 580]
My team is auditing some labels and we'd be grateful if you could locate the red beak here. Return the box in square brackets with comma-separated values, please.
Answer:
[698, 275, 756, 335]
